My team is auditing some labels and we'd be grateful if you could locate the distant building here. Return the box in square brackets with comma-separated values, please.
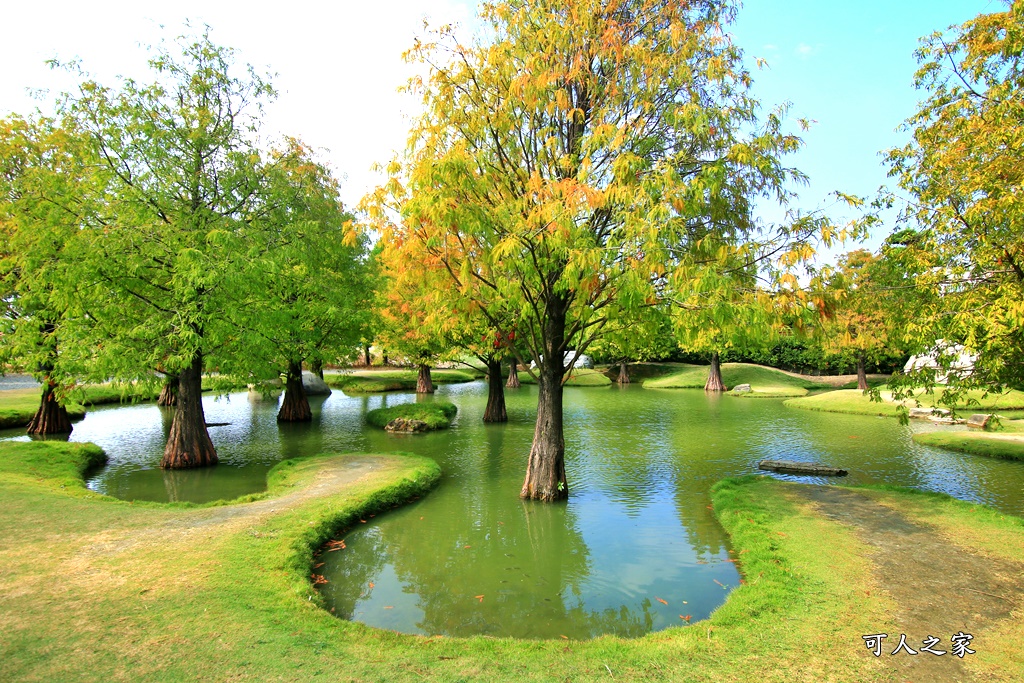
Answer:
[904, 341, 976, 383]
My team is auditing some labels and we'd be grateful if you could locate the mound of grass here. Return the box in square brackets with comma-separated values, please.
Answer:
[913, 431, 1024, 462]
[365, 401, 458, 430]
[644, 363, 818, 397]
[784, 389, 903, 417]
[516, 368, 612, 386]
[324, 368, 480, 393]
[0, 440, 107, 492]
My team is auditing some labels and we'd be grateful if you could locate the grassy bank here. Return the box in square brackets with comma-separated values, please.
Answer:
[325, 368, 480, 393]
[784, 389, 904, 417]
[644, 363, 820, 397]
[913, 431, 1024, 461]
[365, 401, 458, 430]
[6, 440, 1019, 680]
[785, 387, 1024, 418]
[516, 367, 612, 386]
[0, 388, 87, 429]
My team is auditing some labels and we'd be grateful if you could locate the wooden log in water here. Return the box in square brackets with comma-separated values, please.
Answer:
[758, 459, 848, 476]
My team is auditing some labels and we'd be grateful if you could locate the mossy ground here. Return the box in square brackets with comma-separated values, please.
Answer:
[365, 401, 458, 430]
[2, 441, 1020, 681]
[643, 363, 821, 397]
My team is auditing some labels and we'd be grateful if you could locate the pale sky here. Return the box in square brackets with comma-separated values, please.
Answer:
[0, 0, 1003, 256]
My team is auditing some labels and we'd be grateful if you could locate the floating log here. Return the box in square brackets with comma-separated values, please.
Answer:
[758, 459, 848, 476]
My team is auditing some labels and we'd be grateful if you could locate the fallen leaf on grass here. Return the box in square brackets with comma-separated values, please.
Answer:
[475, 595, 485, 603]
[560, 635, 569, 640]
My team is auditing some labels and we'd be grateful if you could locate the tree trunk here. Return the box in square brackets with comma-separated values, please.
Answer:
[364, 345, 372, 367]
[506, 359, 521, 388]
[521, 295, 568, 502]
[416, 364, 434, 393]
[483, 357, 508, 423]
[617, 361, 631, 385]
[857, 353, 868, 391]
[382, 353, 389, 367]
[278, 360, 312, 422]
[705, 351, 726, 392]
[311, 359, 324, 380]
[161, 352, 217, 469]
[26, 379, 73, 435]
[157, 374, 178, 407]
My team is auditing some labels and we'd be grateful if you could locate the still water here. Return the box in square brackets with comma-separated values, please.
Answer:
[4, 381, 1023, 638]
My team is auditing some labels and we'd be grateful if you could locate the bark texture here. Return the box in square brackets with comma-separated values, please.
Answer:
[617, 361, 631, 385]
[705, 351, 726, 392]
[521, 295, 568, 501]
[416, 364, 435, 394]
[161, 353, 217, 469]
[506, 359, 521, 388]
[26, 381, 73, 435]
[483, 358, 508, 423]
[857, 354, 869, 391]
[278, 360, 312, 422]
[157, 375, 178, 407]
[363, 345, 372, 367]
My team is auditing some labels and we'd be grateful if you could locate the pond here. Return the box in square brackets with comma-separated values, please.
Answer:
[4, 381, 1024, 639]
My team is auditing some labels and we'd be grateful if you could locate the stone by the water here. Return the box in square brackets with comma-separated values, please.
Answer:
[758, 459, 848, 476]
[385, 417, 429, 433]
[732, 383, 752, 393]
[967, 414, 993, 429]
[302, 371, 332, 396]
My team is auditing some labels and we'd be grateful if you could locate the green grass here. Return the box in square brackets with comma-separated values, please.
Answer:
[784, 389, 903, 417]
[0, 387, 87, 429]
[912, 431, 1024, 461]
[10, 439, 1020, 680]
[365, 401, 458, 430]
[643, 363, 819, 397]
[324, 368, 480, 393]
[516, 368, 613, 386]
[785, 387, 1024, 418]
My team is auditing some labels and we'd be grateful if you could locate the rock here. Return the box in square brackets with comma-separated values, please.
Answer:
[967, 414, 993, 429]
[302, 371, 331, 396]
[385, 417, 429, 433]
[758, 459, 848, 476]
[733, 383, 752, 393]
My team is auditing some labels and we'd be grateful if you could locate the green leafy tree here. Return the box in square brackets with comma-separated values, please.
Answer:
[0, 115, 95, 434]
[883, 3, 1024, 401]
[814, 249, 902, 390]
[368, 0, 827, 501]
[236, 138, 373, 422]
[64, 30, 277, 468]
